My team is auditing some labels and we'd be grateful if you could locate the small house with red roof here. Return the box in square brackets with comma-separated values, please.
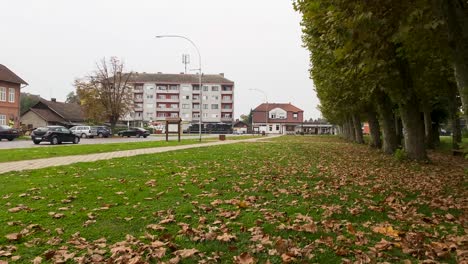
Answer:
[252, 103, 304, 134]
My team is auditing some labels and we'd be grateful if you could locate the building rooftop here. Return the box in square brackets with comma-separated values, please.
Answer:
[0, 64, 28, 85]
[128, 72, 234, 84]
[253, 103, 303, 112]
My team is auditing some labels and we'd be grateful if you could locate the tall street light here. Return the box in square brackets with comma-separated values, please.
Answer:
[155, 35, 203, 142]
[249, 88, 268, 135]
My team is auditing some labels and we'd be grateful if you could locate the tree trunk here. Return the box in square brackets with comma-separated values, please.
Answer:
[376, 92, 398, 154]
[446, 0, 468, 126]
[367, 111, 382, 148]
[346, 117, 356, 142]
[400, 98, 427, 160]
[352, 115, 364, 144]
[448, 81, 463, 149]
[423, 105, 434, 149]
[395, 116, 403, 147]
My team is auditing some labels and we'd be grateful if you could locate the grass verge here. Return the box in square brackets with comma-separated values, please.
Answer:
[0, 136, 466, 263]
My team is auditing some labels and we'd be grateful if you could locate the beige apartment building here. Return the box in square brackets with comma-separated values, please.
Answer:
[124, 72, 234, 128]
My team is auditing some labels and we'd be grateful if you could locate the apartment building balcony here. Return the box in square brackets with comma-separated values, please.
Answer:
[221, 108, 233, 112]
[221, 117, 233, 122]
[192, 98, 200, 102]
[156, 98, 180, 103]
[134, 107, 143, 112]
[133, 88, 144, 93]
[221, 90, 233, 95]
[157, 107, 180, 112]
[134, 98, 143, 103]
[156, 90, 179, 93]
[221, 98, 233, 103]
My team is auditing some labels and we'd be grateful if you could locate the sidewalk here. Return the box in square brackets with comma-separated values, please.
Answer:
[0, 136, 277, 174]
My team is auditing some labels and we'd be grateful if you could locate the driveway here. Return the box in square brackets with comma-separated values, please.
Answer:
[0, 134, 221, 149]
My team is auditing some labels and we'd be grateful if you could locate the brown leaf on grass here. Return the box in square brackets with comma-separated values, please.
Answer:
[372, 225, 400, 238]
[233, 252, 256, 264]
[33, 256, 42, 264]
[5, 233, 22, 241]
[173, 248, 199, 258]
[145, 179, 157, 187]
[11, 256, 21, 261]
[48, 212, 65, 219]
[216, 233, 237, 242]
[8, 205, 30, 213]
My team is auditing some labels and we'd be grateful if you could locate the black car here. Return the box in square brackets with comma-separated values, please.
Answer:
[31, 126, 80, 145]
[117, 127, 150, 138]
[0, 125, 20, 141]
[91, 126, 111, 138]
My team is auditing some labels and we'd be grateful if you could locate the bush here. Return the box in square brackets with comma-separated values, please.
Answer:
[394, 148, 407, 161]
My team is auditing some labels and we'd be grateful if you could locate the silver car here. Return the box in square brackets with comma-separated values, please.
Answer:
[70, 126, 94, 138]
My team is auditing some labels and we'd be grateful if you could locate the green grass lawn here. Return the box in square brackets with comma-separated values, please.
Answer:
[0, 136, 465, 263]
[0, 139, 205, 163]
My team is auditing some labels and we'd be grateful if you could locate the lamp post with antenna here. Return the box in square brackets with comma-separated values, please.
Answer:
[249, 88, 268, 135]
[155, 35, 202, 142]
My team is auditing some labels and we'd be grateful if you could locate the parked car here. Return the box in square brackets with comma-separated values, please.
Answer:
[117, 127, 150, 138]
[0, 125, 20, 141]
[31, 126, 80, 145]
[70, 125, 94, 138]
[91, 126, 111, 138]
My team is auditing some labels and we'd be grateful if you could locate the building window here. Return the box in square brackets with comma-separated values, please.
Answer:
[270, 114, 276, 119]
[222, 86, 232, 91]
[0, 114, 5, 125]
[170, 95, 178, 100]
[203, 113, 208, 118]
[169, 85, 179, 91]
[193, 113, 200, 118]
[211, 114, 218, 118]
[146, 94, 153, 99]
[211, 104, 219, 109]
[212, 95, 219, 100]
[222, 96, 231, 101]
[8, 88, 15, 103]
[212, 86, 219, 91]
[203, 86, 209, 91]
[276, 125, 280, 131]
[269, 126, 273, 132]
[157, 85, 167, 90]
[0, 87, 6, 102]
[203, 104, 208, 109]
[170, 113, 179, 117]
[182, 104, 190, 109]
[193, 104, 200, 109]
[202, 95, 208, 100]
[157, 113, 166, 117]
[193, 95, 199, 100]
[182, 95, 190, 100]
[193, 86, 200, 91]
[170, 104, 178, 109]
[293, 113, 298, 119]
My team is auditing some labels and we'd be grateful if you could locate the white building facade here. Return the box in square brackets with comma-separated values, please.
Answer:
[123, 73, 234, 128]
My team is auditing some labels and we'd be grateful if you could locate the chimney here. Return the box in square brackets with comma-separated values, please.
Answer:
[51, 98, 56, 102]
[219, 73, 224, 77]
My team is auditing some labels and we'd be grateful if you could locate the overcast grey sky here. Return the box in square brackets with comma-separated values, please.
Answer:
[1, 0, 321, 119]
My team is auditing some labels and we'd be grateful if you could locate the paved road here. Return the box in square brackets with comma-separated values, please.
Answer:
[0, 134, 223, 149]
[0, 136, 278, 174]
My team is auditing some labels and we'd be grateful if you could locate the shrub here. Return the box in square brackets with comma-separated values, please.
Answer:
[394, 148, 407, 161]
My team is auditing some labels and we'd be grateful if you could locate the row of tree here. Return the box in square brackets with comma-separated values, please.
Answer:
[294, 0, 468, 160]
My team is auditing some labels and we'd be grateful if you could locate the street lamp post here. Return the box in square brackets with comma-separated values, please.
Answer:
[249, 88, 268, 135]
[155, 35, 203, 142]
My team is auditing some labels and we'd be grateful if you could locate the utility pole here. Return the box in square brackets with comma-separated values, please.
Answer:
[182, 54, 190, 74]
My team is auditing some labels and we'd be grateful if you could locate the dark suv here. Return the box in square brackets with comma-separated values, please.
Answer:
[91, 126, 111, 138]
[31, 126, 80, 145]
[0, 125, 20, 141]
